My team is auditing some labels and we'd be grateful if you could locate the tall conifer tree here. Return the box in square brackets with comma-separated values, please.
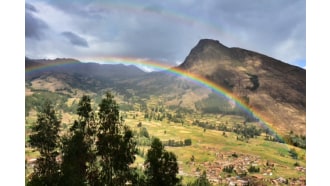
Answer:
[96, 92, 137, 185]
[27, 100, 61, 186]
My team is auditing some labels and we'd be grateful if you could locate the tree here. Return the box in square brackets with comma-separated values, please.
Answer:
[144, 138, 180, 186]
[289, 148, 298, 159]
[140, 127, 150, 138]
[60, 132, 89, 185]
[184, 138, 192, 146]
[27, 100, 61, 186]
[96, 92, 137, 185]
[190, 155, 195, 162]
[188, 171, 211, 186]
[60, 95, 100, 185]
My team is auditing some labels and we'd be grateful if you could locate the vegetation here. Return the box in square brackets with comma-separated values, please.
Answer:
[96, 92, 137, 185]
[25, 90, 306, 185]
[60, 95, 99, 185]
[246, 73, 259, 91]
[144, 138, 180, 186]
[26, 92, 186, 186]
[248, 165, 260, 173]
[187, 171, 212, 186]
[27, 100, 61, 186]
[284, 131, 306, 149]
[25, 91, 72, 116]
[222, 165, 234, 173]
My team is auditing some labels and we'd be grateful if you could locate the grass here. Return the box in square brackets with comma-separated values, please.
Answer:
[124, 111, 306, 184]
[25, 109, 305, 185]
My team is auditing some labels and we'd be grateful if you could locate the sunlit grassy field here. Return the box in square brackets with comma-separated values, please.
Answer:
[124, 111, 306, 184]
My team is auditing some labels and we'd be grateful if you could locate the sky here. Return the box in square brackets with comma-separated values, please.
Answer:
[25, 0, 306, 69]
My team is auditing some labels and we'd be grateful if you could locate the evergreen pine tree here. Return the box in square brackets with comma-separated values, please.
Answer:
[27, 100, 61, 186]
[60, 95, 100, 185]
[145, 138, 180, 186]
[96, 92, 137, 185]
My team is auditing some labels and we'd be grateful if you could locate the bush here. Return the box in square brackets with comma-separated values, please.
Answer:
[289, 148, 298, 159]
[184, 139, 192, 146]
[223, 165, 234, 173]
[248, 165, 260, 173]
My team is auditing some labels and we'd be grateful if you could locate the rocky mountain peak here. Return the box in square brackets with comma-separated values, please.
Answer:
[179, 39, 232, 69]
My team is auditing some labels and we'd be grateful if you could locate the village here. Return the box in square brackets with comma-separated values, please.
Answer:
[176, 146, 306, 185]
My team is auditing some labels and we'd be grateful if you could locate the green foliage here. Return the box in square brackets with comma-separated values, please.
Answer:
[222, 165, 234, 173]
[289, 148, 298, 159]
[27, 100, 61, 185]
[119, 103, 134, 111]
[187, 171, 212, 186]
[25, 91, 71, 116]
[231, 152, 238, 158]
[60, 95, 99, 185]
[195, 93, 231, 114]
[140, 127, 150, 138]
[164, 139, 190, 147]
[145, 138, 180, 186]
[232, 124, 261, 139]
[96, 92, 137, 185]
[60, 132, 89, 185]
[283, 131, 306, 149]
[190, 155, 195, 162]
[192, 120, 216, 130]
[27, 92, 140, 185]
[194, 93, 258, 122]
[248, 165, 260, 173]
[184, 138, 192, 146]
[130, 168, 147, 186]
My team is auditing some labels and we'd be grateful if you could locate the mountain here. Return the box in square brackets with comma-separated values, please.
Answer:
[179, 39, 306, 135]
[25, 57, 147, 81]
[25, 39, 306, 135]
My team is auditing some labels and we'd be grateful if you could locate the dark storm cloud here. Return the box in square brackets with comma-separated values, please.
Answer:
[61, 31, 89, 47]
[25, 12, 48, 39]
[26, 3, 37, 12]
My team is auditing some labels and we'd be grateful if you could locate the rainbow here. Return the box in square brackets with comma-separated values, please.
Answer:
[26, 58, 81, 73]
[26, 56, 283, 142]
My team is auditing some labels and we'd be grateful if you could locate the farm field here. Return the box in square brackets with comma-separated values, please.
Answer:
[123, 111, 306, 185]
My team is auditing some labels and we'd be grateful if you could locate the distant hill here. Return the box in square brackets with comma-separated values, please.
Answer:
[25, 57, 147, 81]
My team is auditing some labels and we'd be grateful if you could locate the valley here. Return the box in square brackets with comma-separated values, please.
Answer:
[25, 39, 306, 185]
[25, 87, 306, 185]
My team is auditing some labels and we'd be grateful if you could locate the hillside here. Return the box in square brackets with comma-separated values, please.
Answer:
[26, 57, 147, 81]
[179, 39, 306, 135]
[25, 39, 306, 136]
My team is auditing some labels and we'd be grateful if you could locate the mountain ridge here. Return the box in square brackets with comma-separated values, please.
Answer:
[25, 39, 306, 135]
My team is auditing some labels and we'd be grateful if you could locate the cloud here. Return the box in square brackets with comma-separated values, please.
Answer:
[61, 31, 89, 47]
[25, 11, 48, 39]
[25, 0, 305, 68]
[26, 3, 37, 12]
